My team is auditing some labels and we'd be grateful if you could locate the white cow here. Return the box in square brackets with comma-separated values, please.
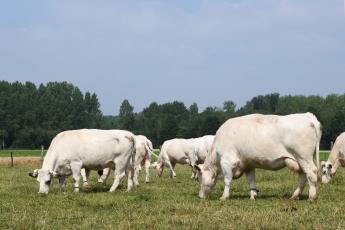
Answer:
[96, 135, 154, 186]
[191, 135, 215, 179]
[321, 132, 345, 183]
[194, 113, 321, 201]
[156, 135, 215, 178]
[28, 129, 136, 194]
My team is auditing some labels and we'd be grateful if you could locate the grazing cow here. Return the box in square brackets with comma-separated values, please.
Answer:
[133, 135, 154, 185]
[96, 135, 154, 186]
[194, 113, 321, 201]
[191, 135, 215, 179]
[321, 132, 345, 184]
[156, 135, 215, 178]
[28, 129, 136, 194]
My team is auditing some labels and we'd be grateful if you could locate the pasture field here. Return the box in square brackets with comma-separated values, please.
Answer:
[0, 150, 46, 157]
[0, 151, 345, 230]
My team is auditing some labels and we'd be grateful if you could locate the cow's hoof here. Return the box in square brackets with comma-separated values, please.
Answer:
[127, 185, 134, 192]
[219, 196, 228, 201]
[290, 196, 299, 201]
[308, 197, 317, 202]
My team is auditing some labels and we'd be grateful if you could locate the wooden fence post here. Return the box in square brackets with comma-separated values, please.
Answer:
[41, 145, 44, 167]
[10, 151, 13, 167]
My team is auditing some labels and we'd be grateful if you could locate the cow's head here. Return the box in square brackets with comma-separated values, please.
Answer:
[321, 161, 334, 184]
[156, 161, 164, 177]
[194, 164, 217, 199]
[29, 168, 56, 194]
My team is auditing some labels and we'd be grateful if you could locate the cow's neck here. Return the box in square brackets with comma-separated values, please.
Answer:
[41, 150, 57, 171]
[328, 145, 342, 173]
[204, 149, 219, 176]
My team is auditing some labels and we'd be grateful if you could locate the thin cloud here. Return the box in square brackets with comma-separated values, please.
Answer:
[0, 0, 344, 114]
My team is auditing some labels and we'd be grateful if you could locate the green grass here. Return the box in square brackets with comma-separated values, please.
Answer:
[0, 150, 46, 157]
[0, 157, 344, 230]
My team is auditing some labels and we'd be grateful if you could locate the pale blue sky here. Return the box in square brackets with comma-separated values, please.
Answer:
[1, 0, 345, 115]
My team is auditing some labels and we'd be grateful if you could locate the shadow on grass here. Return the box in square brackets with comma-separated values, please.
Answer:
[203, 192, 310, 201]
[81, 184, 113, 193]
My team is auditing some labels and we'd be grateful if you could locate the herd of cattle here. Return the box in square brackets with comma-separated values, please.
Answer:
[28, 113, 345, 201]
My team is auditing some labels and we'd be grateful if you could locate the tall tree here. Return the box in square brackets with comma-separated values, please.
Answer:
[118, 99, 135, 131]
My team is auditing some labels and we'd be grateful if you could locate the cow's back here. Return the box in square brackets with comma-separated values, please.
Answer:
[135, 135, 147, 153]
[45, 129, 135, 168]
[329, 132, 345, 161]
[213, 113, 319, 165]
[163, 139, 194, 162]
[193, 135, 215, 163]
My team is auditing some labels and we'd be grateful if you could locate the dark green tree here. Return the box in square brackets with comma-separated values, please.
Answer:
[118, 99, 135, 131]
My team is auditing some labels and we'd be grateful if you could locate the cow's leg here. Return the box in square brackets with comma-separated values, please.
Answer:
[126, 161, 135, 192]
[168, 162, 177, 178]
[58, 176, 67, 191]
[191, 170, 197, 179]
[133, 162, 141, 187]
[297, 159, 318, 201]
[80, 168, 90, 186]
[71, 162, 83, 193]
[145, 154, 151, 183]
[188, 158, 198, 180]
[284, 158, 307, 200]
[220, 160, 234, 201]
[133, 154, 144, 187]
[109, 165, 127, 193]
[164, 159, 176, 178]
[291, 173, 307, 200]
[98, 168, 111, 184]
[245, 170, 257, 200]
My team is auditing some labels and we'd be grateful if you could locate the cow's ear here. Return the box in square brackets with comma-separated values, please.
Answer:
[28, 169, 38, 178]
[49, 170, 58, 177]
[28, 172, 37, 178]
[321, 161, 326, 168]
[194, 165, 202, 173]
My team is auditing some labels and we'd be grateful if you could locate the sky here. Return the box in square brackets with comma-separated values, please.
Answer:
[0, 0, 345, 115]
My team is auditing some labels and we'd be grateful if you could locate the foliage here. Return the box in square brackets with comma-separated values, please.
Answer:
[0, 81, 103, 148]
[1, 81, 345, 149]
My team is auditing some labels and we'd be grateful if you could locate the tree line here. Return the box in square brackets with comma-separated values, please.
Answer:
[1, 81, 344, 149]
[0, 81, 102, 148]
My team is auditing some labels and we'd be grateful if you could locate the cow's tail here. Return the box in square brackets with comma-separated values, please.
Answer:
[146, 140, 159, 159]
[144, 140, 154, 157]
[308, 113, 322, 170]
[125, 135, 136, 180]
